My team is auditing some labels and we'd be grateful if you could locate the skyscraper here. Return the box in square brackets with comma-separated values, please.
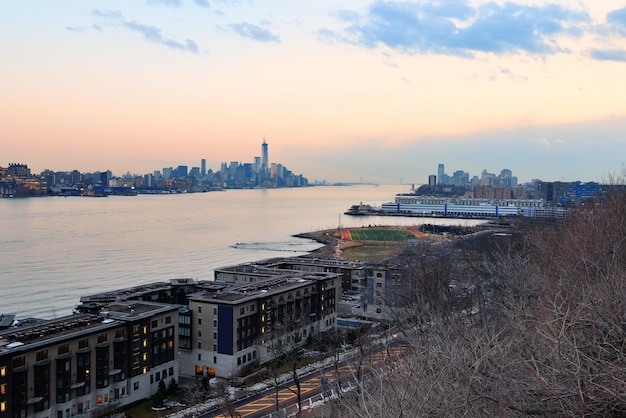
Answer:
[261, 138, 269, 178]
[437, 163, 444, 185]
[201, 159, 206, 177]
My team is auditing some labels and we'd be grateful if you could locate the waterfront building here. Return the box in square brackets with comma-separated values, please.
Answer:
[0, 301, 179, 418]
[180, 270, 338, 380]
[75, 270, 339, 381]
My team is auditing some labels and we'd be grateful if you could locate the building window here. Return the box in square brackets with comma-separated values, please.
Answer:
[0, 401, 5, 412]
[213, 319, 217, 327]
[240, 307, 245, 315]
[165, 316, 171, 324]
[97, 333, 107, 344]
[79, 338, 89, 349]
[198, 342, 202, 349]
[134, 382, 139, 391]
[198, 354, 202, 361]
[0, 384, 6, 394]
[198, 306, 202, 313]
[213, 307, 217, 315]
[213, 356, 217, 364]
[58, 344, 69, 355]
[0, 366, 5, 376]
[198, 318, 202, 325]
[152, 320, 158, 328]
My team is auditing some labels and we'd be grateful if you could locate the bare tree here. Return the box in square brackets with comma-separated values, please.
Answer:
[325, 186, 626, 417]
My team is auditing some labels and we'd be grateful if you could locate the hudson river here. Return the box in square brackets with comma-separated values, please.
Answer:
[0, 184, 483, 320]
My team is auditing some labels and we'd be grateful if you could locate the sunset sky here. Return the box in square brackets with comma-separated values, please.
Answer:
[2, 0, 626, 184]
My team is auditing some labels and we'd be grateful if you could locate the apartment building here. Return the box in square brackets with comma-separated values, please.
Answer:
[0, 301, 179, 418]
[180, 271, 339, 380]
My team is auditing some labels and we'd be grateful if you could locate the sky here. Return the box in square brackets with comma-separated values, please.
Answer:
[1, 0, 626, 185]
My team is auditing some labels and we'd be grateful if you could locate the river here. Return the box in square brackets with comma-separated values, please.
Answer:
[0, 184, 483, 319]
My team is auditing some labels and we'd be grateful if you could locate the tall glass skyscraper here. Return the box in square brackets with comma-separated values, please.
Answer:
[437, 163, 445, 185]
[261, 138, 269, 177]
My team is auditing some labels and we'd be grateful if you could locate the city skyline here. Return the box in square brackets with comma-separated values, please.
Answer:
[1, 1, 626, 184]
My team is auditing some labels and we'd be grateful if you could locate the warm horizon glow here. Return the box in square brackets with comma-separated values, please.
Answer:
[1, 0, 626, 184]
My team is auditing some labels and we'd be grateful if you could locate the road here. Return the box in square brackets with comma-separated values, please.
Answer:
[205, 339, 410, 418]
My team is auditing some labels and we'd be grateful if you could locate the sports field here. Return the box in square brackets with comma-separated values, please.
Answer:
[346, 228, 422, 242]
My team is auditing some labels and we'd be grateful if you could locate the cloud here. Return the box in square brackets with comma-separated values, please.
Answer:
[529, 137, 552, 148]
[229, 22, 280, 43]
[66, 26, 86, 33]
[147, 0, 183, 7]
[91, 9, 199, 53]
[590, 49, 626, 62]
[607, 7, 626, 27]
[331, 0, 589, 57]
[194, 0, 210, 8]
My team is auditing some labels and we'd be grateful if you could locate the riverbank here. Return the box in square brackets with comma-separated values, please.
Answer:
[295, 226, 416, 261]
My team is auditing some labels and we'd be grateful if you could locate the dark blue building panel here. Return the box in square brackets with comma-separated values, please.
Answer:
[217, 306, 234, 355]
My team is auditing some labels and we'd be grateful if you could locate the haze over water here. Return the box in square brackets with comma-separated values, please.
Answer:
[1, 185, 483, 320]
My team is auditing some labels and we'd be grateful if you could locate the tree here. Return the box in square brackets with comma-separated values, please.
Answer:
[323, 186, 626, 416]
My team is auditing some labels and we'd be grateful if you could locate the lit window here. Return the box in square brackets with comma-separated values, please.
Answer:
[0, 384, 5, 394]
[0, 367, 5, 376]
[1, 401, 6, 412]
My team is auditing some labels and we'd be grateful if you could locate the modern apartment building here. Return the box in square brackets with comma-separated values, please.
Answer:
[180, 270, 339, 380]
[0, 301, 179, 418]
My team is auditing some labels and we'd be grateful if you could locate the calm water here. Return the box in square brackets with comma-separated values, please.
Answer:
[0, 185, 482, 319]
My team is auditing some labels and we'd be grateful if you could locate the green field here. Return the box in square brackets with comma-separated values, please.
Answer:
[348, 229, 417, 242]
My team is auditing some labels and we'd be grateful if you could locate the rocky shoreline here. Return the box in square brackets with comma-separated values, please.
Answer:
[294, 230, 341, 258]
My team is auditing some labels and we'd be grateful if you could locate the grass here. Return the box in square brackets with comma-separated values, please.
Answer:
[347, 228, 417, 242]
[341, 245, 399, 262]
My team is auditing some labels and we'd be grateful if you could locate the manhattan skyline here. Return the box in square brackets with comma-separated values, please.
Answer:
[1, 1, 625, 184]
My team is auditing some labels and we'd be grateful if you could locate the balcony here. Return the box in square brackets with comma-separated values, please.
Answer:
[71, 381, 86, 389]
[13, 364, 28, 372]
[27, 397, 44, 405]
[57, 351, 72, 360]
